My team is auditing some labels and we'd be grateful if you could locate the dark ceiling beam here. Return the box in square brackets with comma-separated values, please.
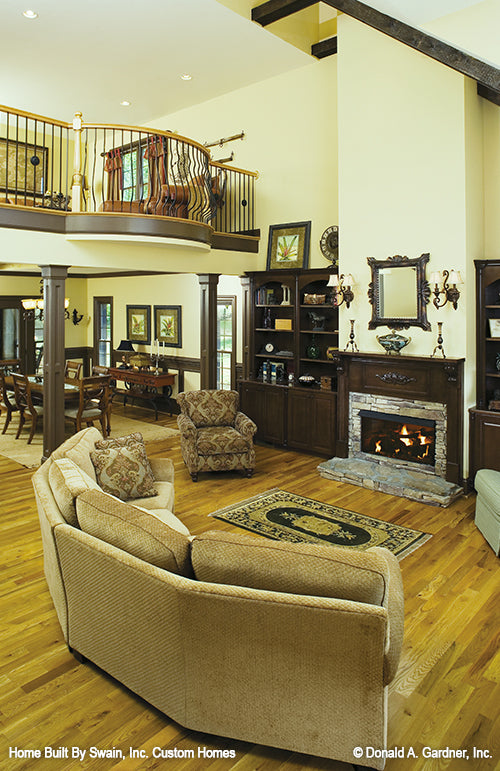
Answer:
[251, 0, 317, 26]
[477, 83, 500, 106]
[311, 36, 338, 59]
[320, 0, 500, 93]
[252, 0, 500, 103]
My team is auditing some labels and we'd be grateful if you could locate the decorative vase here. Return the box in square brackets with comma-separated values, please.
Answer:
[496, 353, 500, 371]
[306, 336, 321, 359]
[376, 330, 411, 355]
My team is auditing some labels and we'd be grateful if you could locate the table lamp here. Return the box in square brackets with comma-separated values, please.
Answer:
[116, 340, 135, 368]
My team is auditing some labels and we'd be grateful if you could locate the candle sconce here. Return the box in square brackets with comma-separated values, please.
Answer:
[327, 273, 355, 308]
[430, 270, 462, 310]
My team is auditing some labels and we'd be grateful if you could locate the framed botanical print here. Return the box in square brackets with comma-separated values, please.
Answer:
[126, 305, 151, 344]
[266, 221, 311, 271]
[154, 305, 182, 348]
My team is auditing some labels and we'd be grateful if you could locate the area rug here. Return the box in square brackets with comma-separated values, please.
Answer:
[210, 488, 431, 559]
[0, 415, 178, 469]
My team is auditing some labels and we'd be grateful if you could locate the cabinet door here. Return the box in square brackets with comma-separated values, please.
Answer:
[287, 389, 336, 454]
[262, 386, 286, 444]
[469, 409, 500, 481]
[311, 392, 337, 455]
[287, 389, 314, 451]
[239, 382, 286, 445]
[239, 382, 265, 435]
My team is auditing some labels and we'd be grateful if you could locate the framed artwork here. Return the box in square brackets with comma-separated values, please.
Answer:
[154, 305, 182, 348]
[0, 138, 48, 196]
[489, 317, 500, 338]
[126, 305, 151, 344]
[266, 221, 311, 271]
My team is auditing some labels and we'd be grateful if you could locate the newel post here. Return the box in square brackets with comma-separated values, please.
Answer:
[71, 111, 83, 212]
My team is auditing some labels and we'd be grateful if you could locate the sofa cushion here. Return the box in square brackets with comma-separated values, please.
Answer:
[51, 426, 102, 482]
[134, 505, 190, 536]
[48, 458, 100, 527]
[131, 480, 175, 513]
[196, 425, 250, 455]
[90, 441, 157, 501]
[191, 530, 390, 605]
[76, 489, 192, 576]
[180, 390, 238, 427]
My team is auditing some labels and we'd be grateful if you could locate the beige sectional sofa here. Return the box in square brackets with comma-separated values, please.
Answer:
[32, 427, 404, 770]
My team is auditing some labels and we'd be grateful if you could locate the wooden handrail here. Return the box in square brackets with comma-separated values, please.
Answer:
[0, 103, 71, 129]
[210, 161, 259, 178]
[83, 123, 211, 158]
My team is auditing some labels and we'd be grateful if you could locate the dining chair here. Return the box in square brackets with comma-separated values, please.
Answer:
[64, 376, 110, 435]
[65, 360, 83, 380]
[0, 365, 21, 434]
[12, 372, 43, 444]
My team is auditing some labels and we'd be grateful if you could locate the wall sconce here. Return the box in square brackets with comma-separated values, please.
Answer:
[72, 309, 84, 325]
[327, 273, 355, 308]
[430, 270, 462, 310]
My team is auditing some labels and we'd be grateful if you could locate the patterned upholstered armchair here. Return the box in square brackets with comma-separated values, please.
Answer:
[176, 390, 257, 482]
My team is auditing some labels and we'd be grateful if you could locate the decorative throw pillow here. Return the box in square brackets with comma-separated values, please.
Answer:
[90, 441, 158, 501]
[94, 431, 144, 450]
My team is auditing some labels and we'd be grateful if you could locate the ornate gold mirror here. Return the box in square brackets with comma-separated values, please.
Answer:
[367, 253, 431, 330]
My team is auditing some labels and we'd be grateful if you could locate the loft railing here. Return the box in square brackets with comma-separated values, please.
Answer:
[0, 105, 256, 234]
[0, 105, 72, 209]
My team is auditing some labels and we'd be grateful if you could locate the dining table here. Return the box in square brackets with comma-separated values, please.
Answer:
[4, 374, 81, 398]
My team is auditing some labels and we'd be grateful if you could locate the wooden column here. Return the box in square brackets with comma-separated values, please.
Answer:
[198, 274, 219, 389]
[240, 275, 251, 380]
[41, 265, 68, 461]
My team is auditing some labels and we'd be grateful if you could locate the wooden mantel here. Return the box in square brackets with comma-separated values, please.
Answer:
[331, 351, 465, 485]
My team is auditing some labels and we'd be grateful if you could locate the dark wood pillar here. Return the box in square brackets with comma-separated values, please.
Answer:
[240, 275, 251, 380]
[198, 274, 219, 389]
[41, 265, 68, 460]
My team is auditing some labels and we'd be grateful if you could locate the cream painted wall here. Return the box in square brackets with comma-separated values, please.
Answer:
[483, 101, 500, 259]
[337, 15, 473, 360]
[337, 16, 485, 476]
[85, 272, 201, 394]
[148, 56, 339, 273]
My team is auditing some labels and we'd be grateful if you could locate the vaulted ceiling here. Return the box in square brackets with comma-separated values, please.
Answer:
[0, 0, 498, 127]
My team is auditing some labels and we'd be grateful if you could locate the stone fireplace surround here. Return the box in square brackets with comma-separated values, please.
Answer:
[319, 352, 466, 504]
[332, 351, 464, 484]
[349, 392, 447, 477]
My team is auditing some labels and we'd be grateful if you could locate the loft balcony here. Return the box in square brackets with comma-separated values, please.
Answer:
[0, 105, 259, 254]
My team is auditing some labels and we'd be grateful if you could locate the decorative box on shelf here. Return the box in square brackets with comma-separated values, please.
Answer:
[275, 318, 293, 330]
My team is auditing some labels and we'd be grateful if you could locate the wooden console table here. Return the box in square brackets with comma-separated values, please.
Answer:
[109, 368, 176, 419]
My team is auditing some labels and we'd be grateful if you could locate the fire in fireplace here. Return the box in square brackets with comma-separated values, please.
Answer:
[360, 410, 436, 467]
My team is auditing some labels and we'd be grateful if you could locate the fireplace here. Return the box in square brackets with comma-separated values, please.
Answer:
[349, 392, 447, 478]
[360, 410, 436, 468]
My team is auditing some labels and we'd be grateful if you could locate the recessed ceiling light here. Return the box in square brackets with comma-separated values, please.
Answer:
[120, 100, 131, 106]
[181, 74, 192, 81]
[23, 9, 38, 18]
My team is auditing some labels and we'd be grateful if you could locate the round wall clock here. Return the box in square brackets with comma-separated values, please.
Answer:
[320, 225, 339, 264]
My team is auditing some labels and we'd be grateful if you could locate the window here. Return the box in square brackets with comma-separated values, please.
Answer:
[217, 297, 236, 390]
[121, 144, 149, 202]
[93, 297, 113, 367]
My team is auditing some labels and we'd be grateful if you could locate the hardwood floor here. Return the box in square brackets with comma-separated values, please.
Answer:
[1, 404, 499, 770]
